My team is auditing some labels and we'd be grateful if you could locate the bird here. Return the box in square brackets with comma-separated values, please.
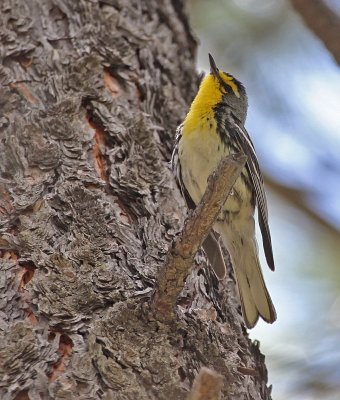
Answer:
[171, 54, 276, 328]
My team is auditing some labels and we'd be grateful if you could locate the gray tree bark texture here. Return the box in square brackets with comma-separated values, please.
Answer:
[0, 1, 272, 399]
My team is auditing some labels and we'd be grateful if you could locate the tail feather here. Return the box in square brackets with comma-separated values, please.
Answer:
[247, 242, 276, 324]
[234, 266, 259, 328]
[215, 222, 276, 328]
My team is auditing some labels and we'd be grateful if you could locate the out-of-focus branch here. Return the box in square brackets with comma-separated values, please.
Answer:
[265, 175, 340, 236]
[290, 0, 340, 65]
[187, 367, 223, 400]
[152, 153, 247, 323]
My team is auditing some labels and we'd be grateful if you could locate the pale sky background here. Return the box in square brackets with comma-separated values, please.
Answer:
[189, 0, 340, 398]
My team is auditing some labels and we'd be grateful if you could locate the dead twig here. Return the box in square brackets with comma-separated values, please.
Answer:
[152, 153, 247, 322]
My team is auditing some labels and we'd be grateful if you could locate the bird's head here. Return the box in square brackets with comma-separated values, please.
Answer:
[190, 54, 248, 124]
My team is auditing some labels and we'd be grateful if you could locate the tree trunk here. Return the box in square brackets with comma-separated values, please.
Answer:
[0, 1, 272, 399]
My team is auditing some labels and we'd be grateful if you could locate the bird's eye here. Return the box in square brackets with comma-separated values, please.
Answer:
[220, 81, 231, 94]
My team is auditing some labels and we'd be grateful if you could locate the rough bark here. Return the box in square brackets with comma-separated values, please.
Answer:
[0, 1, 272, 399]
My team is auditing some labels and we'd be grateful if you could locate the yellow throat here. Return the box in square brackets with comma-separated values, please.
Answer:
[182, 72, 240, 136]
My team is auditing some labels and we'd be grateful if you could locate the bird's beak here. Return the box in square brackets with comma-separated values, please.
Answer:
[209, 54, 219, 77]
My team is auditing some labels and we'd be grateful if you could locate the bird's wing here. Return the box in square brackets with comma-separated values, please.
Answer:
[171, 124, 196, 208]
[202, 232, 226, 279]
[228, 116, 275, 271]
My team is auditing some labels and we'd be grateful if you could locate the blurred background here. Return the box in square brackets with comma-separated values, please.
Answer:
[187, 0, 340, 399]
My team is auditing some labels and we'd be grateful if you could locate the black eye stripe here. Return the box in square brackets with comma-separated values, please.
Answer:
[217, 76, 230, 92]
[218, 72, 243, 98]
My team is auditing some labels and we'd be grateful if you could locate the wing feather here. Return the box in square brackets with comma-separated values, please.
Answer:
[227, 116, 275, 271]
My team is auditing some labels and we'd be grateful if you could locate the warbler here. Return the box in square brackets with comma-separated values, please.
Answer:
[172, 54, 276, 328]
